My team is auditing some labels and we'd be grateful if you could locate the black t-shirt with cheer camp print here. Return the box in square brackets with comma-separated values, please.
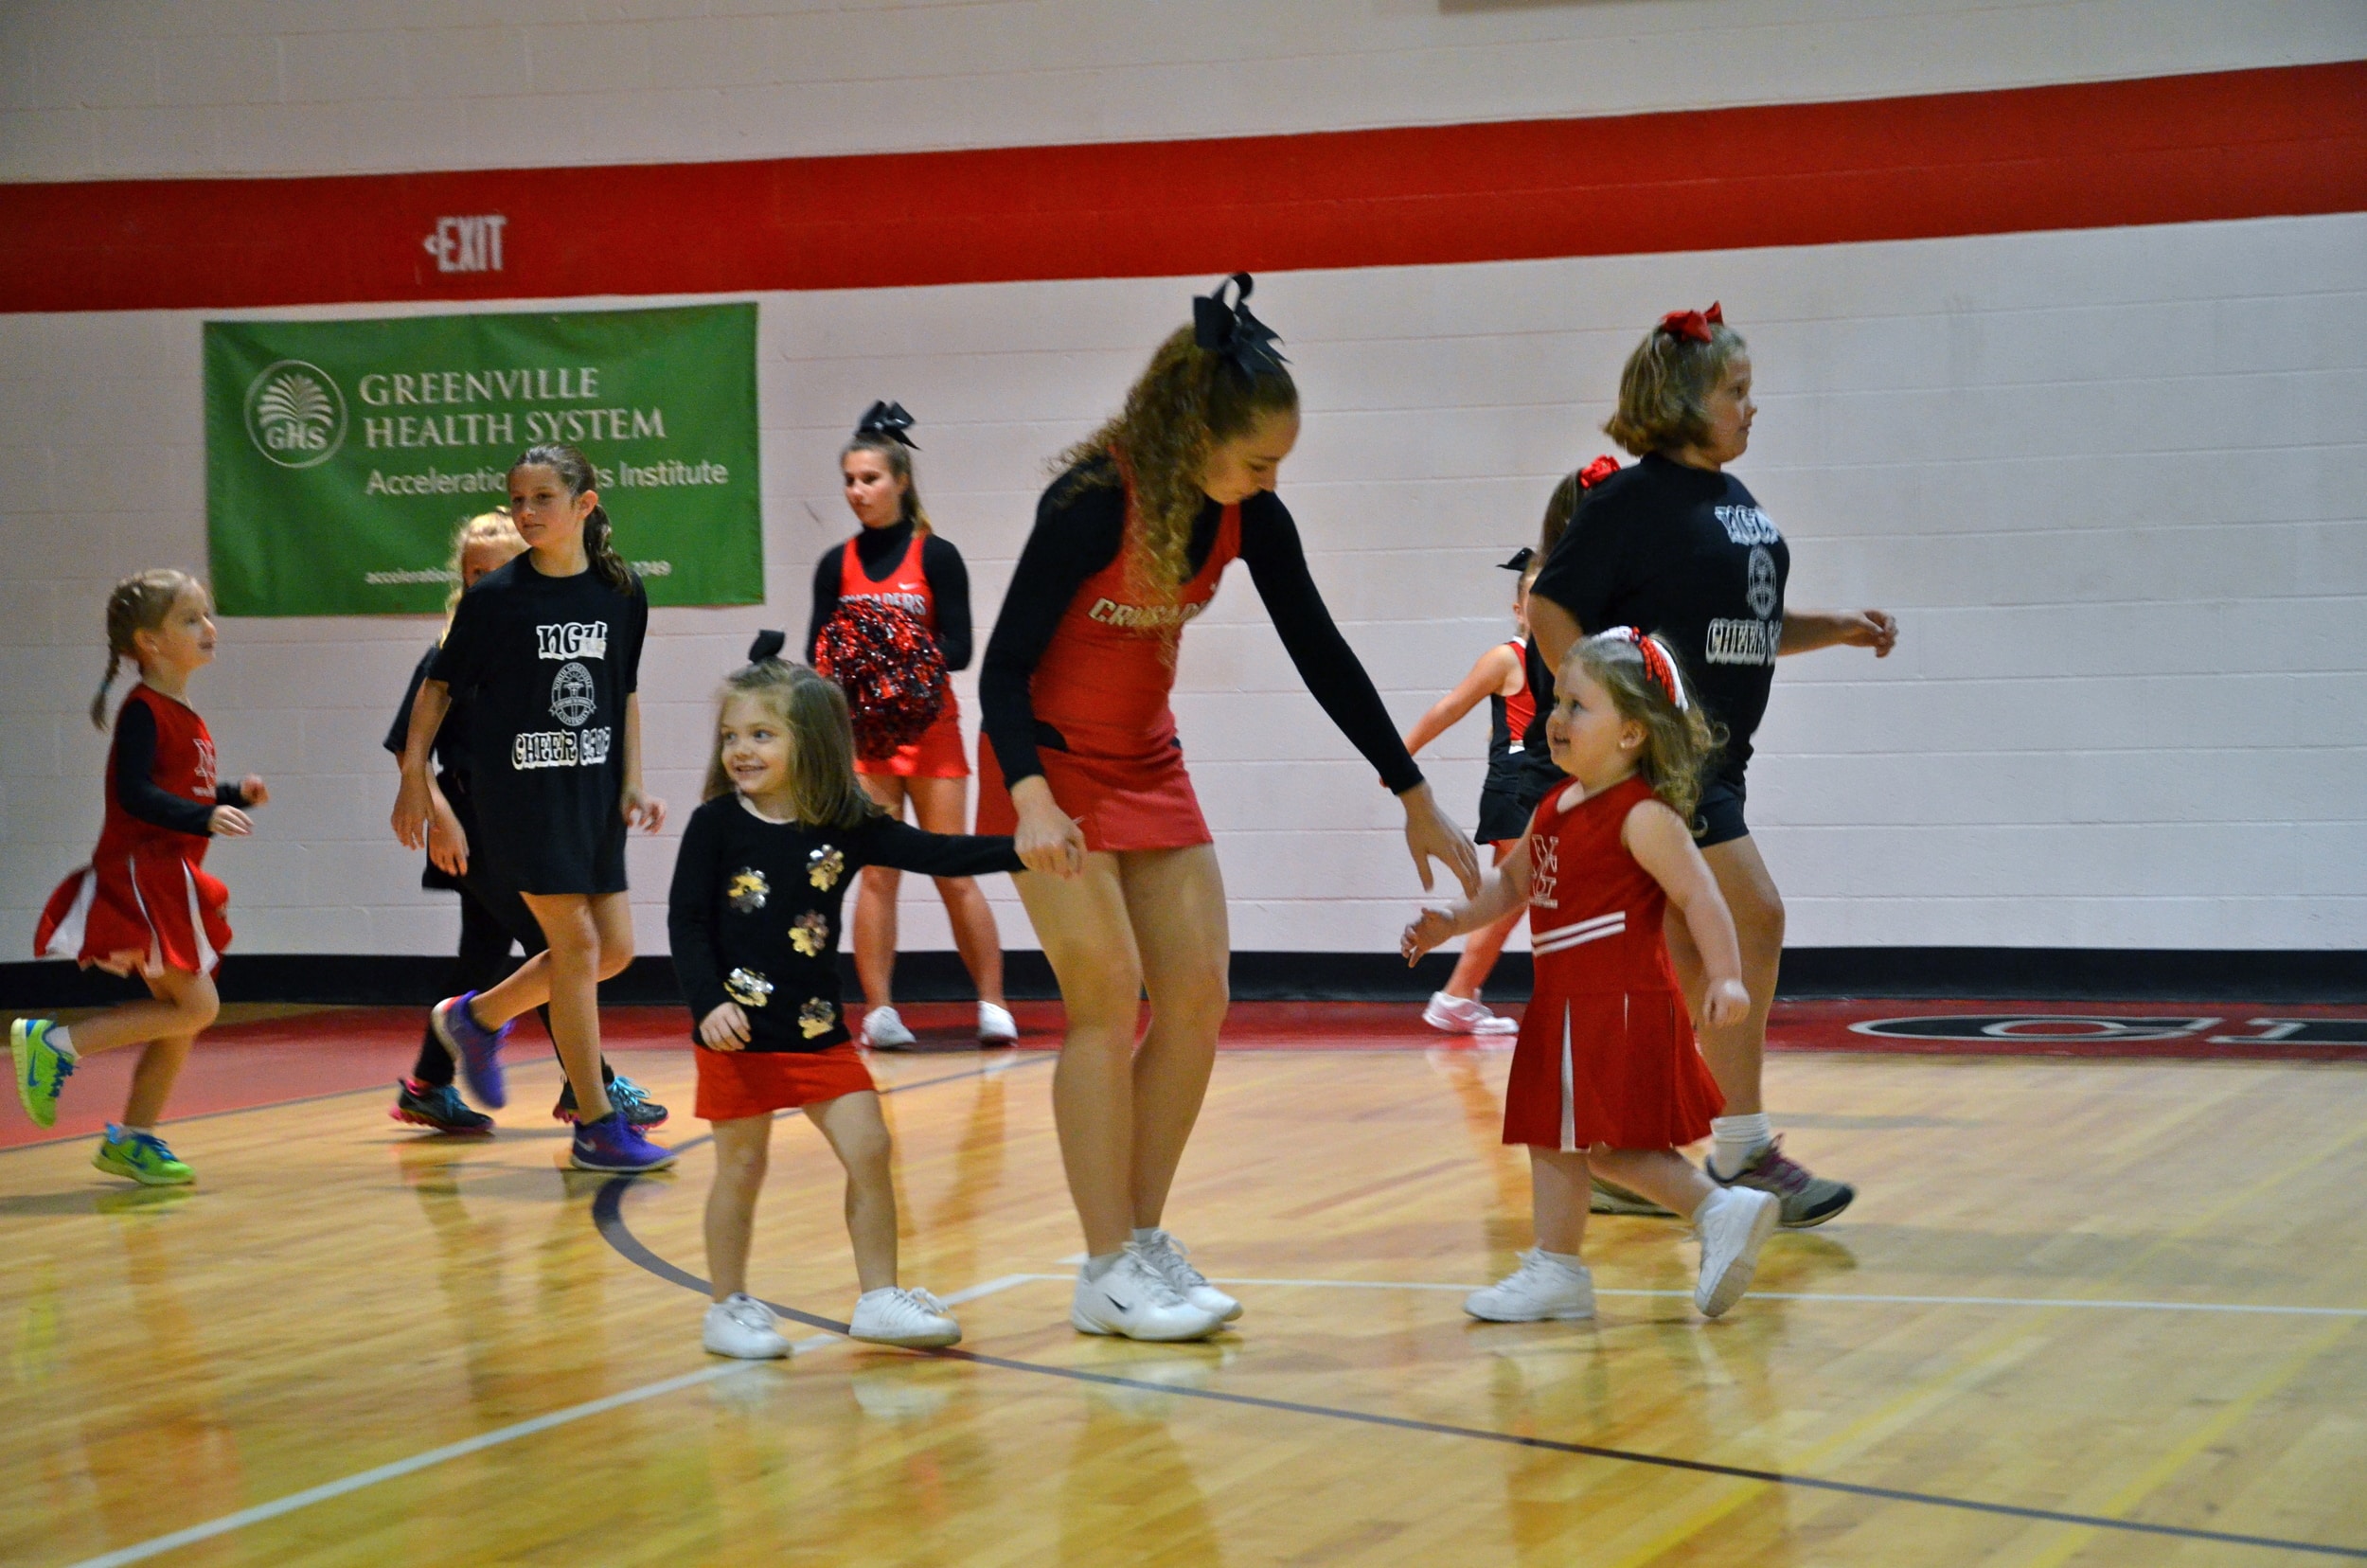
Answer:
[429, 555, 648, 895]
[1524, 453, 1789, 792]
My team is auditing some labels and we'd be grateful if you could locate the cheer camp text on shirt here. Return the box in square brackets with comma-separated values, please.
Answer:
[512, 620, 614, 771]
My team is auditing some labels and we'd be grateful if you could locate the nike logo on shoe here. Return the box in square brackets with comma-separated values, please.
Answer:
[1104, 1294, 1131, 1311]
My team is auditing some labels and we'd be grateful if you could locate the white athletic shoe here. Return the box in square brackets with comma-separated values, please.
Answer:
[1692, 1186, 1780, 1318]
[1133, 1228, 1242, 1323]
[1424, 991, 1521, 1036]
[977, 1002, 1019, 1047]
[847, 1286, 962, 1348]
[1464, 1249, 1597, 1322]
[861, 1006, 917, 1050]
[703, 1292, 792, 1359]
[1071, 1245, 1228, 1342]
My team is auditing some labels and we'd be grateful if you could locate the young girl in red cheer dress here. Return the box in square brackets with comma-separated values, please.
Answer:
[1403, 628, 1779, 1320]
[14, 571, 269, 1185]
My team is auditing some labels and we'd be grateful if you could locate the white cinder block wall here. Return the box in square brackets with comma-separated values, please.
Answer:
[2, 1, 2362, 964]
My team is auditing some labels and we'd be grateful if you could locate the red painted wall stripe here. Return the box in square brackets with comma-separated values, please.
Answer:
[3, 62, 2360, 314]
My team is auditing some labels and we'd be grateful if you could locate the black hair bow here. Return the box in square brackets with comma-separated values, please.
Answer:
[855, 401, 918, 449]
[748, 629, 788, 664]
[1193, 273, 1288, 379]
[1497, 546, 1535, 573]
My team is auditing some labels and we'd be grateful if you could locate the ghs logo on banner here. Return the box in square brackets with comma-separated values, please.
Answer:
[243, 360, 348, 470]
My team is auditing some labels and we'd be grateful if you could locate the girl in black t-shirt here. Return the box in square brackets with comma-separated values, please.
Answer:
[670, 639, 1020, 1358]
[1523, 305, 1897, 1228]
[391, 445, 673, 1175]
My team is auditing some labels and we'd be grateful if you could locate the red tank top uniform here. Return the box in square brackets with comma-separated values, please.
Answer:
[976, 490, 1243, 851]
[1502, 639, 1536, 743]
[1503, 773, 1723, 1151]
[839, 530, 969, 779]
[36, 686, 235, 977]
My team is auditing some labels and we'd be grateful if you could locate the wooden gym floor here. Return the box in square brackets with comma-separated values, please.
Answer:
[3, 1012, 2364, 1566]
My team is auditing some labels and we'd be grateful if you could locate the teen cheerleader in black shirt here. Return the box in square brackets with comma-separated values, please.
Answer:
[1523, 305, 1898, 1226]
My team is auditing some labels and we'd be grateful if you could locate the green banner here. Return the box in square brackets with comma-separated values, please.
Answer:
[204, 303, 761, 616]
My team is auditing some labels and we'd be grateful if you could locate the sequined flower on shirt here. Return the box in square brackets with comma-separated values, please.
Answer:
[790, 911, 830, 957]
[798, 998, 836, 1039]
[725, 968, 774, 1008]
[808, 846, 845, 891]
[726, 868, 769, 913]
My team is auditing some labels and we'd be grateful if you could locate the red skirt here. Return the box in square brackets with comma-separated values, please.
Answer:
[695, 1042, 877, 1121]
[36, 850, 232, 978]
[856, 704, 970, 779]
[975, 733, 1210, 854]
[1502, 986, 1722, 1151]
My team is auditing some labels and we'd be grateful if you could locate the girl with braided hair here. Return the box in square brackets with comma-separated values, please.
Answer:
[979, 275, 1480, 1342]
[15, 571, 269, 1185]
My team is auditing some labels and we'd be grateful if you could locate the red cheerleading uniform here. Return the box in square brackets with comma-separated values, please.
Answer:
[1502, 639, 1537, 743]
[36, 685, 238, 977]
[1503, 773, 1723, 1151]
[977, 493, 1242, 851]
[836, 529, 969, 779]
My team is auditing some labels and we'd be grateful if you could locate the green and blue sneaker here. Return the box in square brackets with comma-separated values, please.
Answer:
[93, 1125, 193, 1186]
[10, 1018, 77, 1129]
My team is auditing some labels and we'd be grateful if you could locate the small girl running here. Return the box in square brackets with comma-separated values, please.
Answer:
[15, 572, 269, 1185]
[1402, 627, 1779, 1321]
[1399, 548, 1544, 1036]
[669, 636, 1026, 1358]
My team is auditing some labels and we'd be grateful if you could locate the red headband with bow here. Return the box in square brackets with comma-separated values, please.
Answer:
[1658, 302, 1724, 344]
[1605, 626, 1689, 712]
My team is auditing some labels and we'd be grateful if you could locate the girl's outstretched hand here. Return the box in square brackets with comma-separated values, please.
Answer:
[1400, 782, 1482, 898]
[240, 775, 270, 807]
[622, 786, 667, 833]
[698, 1002, 752, 1050]
[1702, 978, 1751, 1029]
[207, 805, 254, 837]
[1402, 906, 1460, 965]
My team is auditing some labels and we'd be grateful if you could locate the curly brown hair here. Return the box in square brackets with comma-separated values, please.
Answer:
[1058, 324, 1298, 599]
[1564, 630, 1724, 835]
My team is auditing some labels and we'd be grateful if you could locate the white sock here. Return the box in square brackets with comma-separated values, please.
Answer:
[1084, 1250, 1124, 1279]
[46, 1024, 77, 1060]
[1710, 1114, 1772, 1179]
[1538, 1248, 1584, 1274]
[1131, 1226, 1163, 1246]
[118, 1123, 153, 1137]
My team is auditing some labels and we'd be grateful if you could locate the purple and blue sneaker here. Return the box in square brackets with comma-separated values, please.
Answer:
[569, 1113, 676, 1174]
[430, 992, 509, 1110]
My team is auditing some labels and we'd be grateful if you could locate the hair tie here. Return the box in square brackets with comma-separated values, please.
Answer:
[1192, 273, 1288, 379]
[1577, 454, 1621, 490]
[1657, 302, 1724, 345]
[747, 629, 788, 665]
[1496, 546, 1535, 573]
[854, 401, 918, 449]
[1604, 625, 1689, 712]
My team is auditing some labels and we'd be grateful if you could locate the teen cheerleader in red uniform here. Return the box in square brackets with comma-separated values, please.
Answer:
[980, 276, 1480, 1341]
[809, 403, 1015, 1051]
[14, 571, 269, 1185]
[1405, 628, 1779, 1321]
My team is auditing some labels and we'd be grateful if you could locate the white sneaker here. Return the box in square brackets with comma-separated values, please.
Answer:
[1464, 1249, 1596, 1322]
[1424, 991, 1520, 1036]
[847, 1286, 962, 1348]
[703, 1292, 792, 1359]
[977, 1002, 1019, 1047]
[1071, 1245, 1227, 1342]
[1133, 1227, 1242, 1322]
[1692, 1186, 1780, 1318]
[861, 1006, 916, 1050]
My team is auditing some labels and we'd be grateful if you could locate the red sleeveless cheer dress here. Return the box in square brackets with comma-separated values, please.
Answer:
[1502, 638, 1536, 743]
[976, 487, 1243, 852]
[838, 529, 968, 779]
[36, 685, 234, 978]
[1503, 773, 1722, 1151]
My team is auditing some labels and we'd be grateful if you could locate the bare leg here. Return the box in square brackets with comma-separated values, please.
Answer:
[704, 1115, 771, 1301]
[1117, 845, 1228, 1229]
[1527, 1147, 1592, 1255]
[1661, 834, 1785, 1116]
[513, 891, 634, 1123]
[59, 966, 219, 1059]
[1014, 853, 1144, 1256]
[116, 969, 215, 1126]
[1593, 1147, 1715, 1221]
[906, 775, 1006, 1007]
[1444, 840, 1520, 1000]
[808, 1091, 898, 1292]
[852, 774, 908, 1007]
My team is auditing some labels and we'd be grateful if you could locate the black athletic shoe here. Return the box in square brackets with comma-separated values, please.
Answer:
[553, 1075, 668, 1130]
[391, 1078, 494, 1134]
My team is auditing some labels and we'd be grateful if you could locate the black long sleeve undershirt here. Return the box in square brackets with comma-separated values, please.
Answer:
[979, 470, 1424, 795]
[113, 700, 244, 838]
[806, 521, 973, 669]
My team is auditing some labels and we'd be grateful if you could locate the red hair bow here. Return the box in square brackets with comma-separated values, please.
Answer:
[1658, 302, 1724, 344]
[1607, 625, 1689, 712]
[1577, 454, 1620, 490]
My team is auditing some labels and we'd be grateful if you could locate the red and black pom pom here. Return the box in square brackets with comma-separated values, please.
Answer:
[811, 598, 948, 759]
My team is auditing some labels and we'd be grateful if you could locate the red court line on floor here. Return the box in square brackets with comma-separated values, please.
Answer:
[4, 62, 2360, 312]
[7, 998, 2357, 1151]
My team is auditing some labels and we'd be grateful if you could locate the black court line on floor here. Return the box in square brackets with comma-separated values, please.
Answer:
[589, 1057, 2367, 1563]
